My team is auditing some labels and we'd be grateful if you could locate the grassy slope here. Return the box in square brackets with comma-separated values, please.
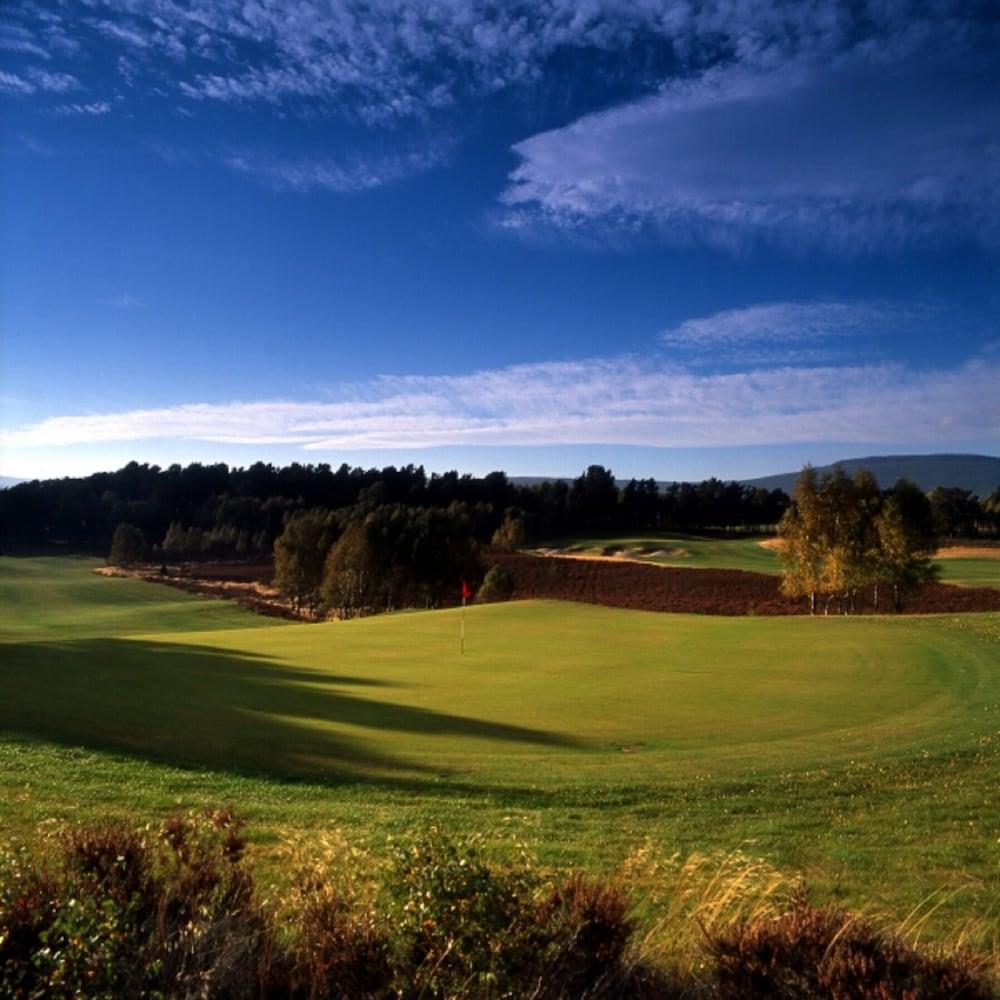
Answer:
[0, 556, 282, 640]
[544, 533, 1000, 588]
[1, 556, 998, 938]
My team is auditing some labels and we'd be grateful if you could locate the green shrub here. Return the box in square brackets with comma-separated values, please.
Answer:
[477, 564, 515, 603]
[107, 522, 147, 567]
[0, 809, 267, 1000]
[390, 830, 542, 996]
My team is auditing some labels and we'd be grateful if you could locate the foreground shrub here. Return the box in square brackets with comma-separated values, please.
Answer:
[532, 874, 638, 998]
[285, 875, 392, 999]
[707, 897, 993, 999]
[390, 831, 648, 998]
[1, 816, 995, 999]
[390, 831, 543, 996]
[0, 809, 268, 999]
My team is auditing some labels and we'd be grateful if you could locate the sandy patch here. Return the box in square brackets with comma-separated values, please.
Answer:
[757, 539, 999, 559]
[935, 546, 1000, 560]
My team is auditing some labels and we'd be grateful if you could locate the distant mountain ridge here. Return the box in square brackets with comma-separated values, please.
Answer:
[0, 477, 25, 490]
[511, 454, 999, 497]
[743, 454, 1000, 498]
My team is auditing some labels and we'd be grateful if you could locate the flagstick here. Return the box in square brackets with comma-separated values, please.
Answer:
[460, 593, 466, 656]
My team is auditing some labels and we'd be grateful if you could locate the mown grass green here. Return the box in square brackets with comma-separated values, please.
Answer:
[1, 556, 998, 943]
[938, 557, 1000, 590]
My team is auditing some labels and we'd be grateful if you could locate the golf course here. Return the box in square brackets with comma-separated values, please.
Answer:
[539, 533, 1000, 588]
[2, 555, 998, 947]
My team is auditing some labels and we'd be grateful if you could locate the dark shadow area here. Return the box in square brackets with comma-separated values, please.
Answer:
[0, 636, 581, 799]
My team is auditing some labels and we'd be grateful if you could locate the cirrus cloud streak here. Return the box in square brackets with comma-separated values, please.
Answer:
[4, 355, 997, 454]
[502, 35, 1000, 251]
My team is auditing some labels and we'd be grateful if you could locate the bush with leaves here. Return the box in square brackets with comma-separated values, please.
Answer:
[477, 563, 515, 603]
[0, 809, 266, 1000]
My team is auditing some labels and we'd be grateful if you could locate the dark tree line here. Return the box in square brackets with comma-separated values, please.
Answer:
[4, 460, 997, 560]
[1, 460, 792, 555]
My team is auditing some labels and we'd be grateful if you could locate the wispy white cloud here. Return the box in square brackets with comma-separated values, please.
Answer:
[222, 140, 451, 192]
[0, 23, 49, 60]
[0, 70, 35, 95]
[90, 18, 152, 50]
[7, 0, 963, 125]
[27, 67, 82, 92]
[501, 34, 1000, 252]
[661, 301, 909, 348]
[4, 353, 997, 453]
[49, 100, 112, 117]
[1, 9, 78, 60]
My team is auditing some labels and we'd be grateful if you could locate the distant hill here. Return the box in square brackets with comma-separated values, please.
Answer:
[0, 476, 25, 490]
[512, 453, 999, 497]
[744, 454, 1000, 498]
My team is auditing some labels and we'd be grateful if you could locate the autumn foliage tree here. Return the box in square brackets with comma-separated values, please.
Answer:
[779, 468, 939, 614]
[778, 467, 825, 614]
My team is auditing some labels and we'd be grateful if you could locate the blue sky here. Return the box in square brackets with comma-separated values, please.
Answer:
[1, 0, 998, 482]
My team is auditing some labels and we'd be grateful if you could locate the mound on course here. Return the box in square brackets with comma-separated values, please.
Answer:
[1, 556, 998, 942]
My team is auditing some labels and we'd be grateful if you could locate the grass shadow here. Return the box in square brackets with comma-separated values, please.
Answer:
[0, 636, 582, 800]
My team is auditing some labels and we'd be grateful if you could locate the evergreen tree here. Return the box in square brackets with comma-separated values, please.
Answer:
[876, 487, 939, 611]
[108, 523, 147, 567]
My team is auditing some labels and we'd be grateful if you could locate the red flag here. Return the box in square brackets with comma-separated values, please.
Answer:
[461, 580, 472, 601]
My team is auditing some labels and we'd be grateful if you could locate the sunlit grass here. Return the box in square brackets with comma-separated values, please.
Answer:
[1, 555, 998, 946]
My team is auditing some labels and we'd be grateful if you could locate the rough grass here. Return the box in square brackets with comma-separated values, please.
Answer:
[1, 556, 998, 953]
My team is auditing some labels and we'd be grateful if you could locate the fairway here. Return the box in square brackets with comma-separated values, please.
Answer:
[543, 533, 1000, 588]
[539, 533, 782, 573]
[938, 556, 1000, 589]
[2, 556, 999, 941]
